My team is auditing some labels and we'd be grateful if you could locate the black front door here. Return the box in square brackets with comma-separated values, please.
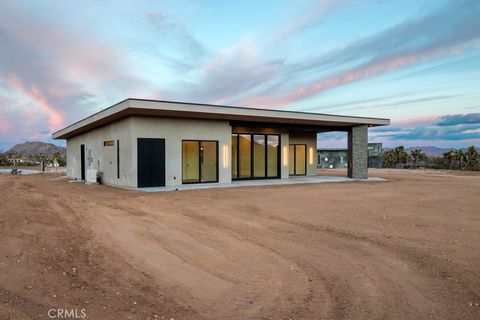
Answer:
[137, 138, 166, 187]
[80, 144, 85, 180]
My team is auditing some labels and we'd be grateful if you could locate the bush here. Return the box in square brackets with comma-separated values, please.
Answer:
[0, 152, 10, 166]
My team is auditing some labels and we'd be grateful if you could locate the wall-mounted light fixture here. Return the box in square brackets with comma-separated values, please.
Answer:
[282, 145, 288, 166]
[222, 144, 229, 169]
[309, 147, 315, 165]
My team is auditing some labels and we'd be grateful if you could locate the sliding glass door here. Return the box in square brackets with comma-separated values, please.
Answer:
[182, 140, 218, 183]
[232, 133, 280, 180]
[267, 135, 280, 177]
[253, 135, 266, 178]
[238, 134, 251, 179]
[289, 144, 306, 176]
[183, 141, 200, 182]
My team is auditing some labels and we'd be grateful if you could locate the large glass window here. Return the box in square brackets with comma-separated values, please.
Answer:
[289, 145, 295, 175]
[201, 141, 217, 182]
[267, 136, 279, 177]
[182, 141, 199, 182]
[232, 133, 280, 179]
[253, 135, 265, 178]
[239, 134, 251, 178]
[289, 144, 306, 176]
[182, 140, 218, 183]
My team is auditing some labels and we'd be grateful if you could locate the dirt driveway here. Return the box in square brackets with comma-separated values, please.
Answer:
[1, 169, 479, 319]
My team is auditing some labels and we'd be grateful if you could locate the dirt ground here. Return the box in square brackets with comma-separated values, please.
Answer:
[0, 169, 479, 319]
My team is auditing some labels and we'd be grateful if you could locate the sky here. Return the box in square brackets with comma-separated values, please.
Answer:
[0, 0, 479, 150]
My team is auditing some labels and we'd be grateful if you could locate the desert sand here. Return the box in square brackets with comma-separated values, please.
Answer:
[0, 169, 479, 319]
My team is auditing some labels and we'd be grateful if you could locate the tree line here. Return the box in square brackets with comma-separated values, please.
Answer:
[382, 146, 480, 171]
[0, 151, 66, 167]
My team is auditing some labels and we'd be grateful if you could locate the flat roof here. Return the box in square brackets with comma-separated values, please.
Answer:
[52, 98, 390, 139]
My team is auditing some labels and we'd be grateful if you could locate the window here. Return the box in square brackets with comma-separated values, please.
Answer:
[232, 133, 280, 180]
[182, 140, 218, 183]
[267, 135, 279, 177]
[253, 135, 265, 178]
[104, 140, 114, 146]
[238, 134, 251, 178]
[289, 144, 307, 176]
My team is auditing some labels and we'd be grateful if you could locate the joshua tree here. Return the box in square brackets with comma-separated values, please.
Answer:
[381, 150, 396, 168]
[393, 146, 409, 165]
[465, 146, 478, 170]
[32, 153, 49, 163]
[454, 150, 466, 170]
[443, 151, 456, 170]
[410, 149, 426, 169]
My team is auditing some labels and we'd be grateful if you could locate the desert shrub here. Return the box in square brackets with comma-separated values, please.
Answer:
[0, 152, 10, 166]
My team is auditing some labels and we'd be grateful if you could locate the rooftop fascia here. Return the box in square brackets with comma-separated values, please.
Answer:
[52, 98, 390, 139]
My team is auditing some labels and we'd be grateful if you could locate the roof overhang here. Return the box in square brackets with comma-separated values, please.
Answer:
[52, 98, 390, 139]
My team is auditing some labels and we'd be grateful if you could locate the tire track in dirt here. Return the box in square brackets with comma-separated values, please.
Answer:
[241, 208, 474, 319]
[172, 206, 334, 319]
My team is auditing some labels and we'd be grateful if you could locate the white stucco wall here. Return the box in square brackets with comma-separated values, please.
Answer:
[65, 115, 318, 188]
[66, 116, 231, 188]
[66, 117, 136, 186]
[289, 131, 317, 176]
[130, 116, 232, 187]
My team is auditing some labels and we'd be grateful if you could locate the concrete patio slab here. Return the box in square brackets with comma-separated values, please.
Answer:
[136, 175, 386, 192]
[0, 169, 42, 175]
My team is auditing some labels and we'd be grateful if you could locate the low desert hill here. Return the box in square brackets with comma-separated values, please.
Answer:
[7, 141, 66, 157]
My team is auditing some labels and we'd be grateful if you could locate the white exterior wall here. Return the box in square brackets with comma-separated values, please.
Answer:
[66, 117, 136, 186]
[289, 131, 317, 176]
[65, 115, 318, 189]
[130, 116, 232, 187]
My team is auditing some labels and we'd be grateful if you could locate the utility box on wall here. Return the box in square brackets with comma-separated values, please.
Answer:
[86, 169, 98, 184]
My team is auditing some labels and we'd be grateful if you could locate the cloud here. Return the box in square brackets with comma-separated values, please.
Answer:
[436, 113, 480, 126]
[0, 117, 11, 134]
[144, 11, 206, 71]
[463, 128, 480, 134]
[303, 94, 460, 114]
[272, 0, 348, 43]
[0, 2, 152, 142]
[372, 112, 480, 141]
[166, 1, 348, 104]
[6, 74, 63, 132]
[172, 37, 282, 104]
[241, 49, 461, 107]
[238, 0, 480, 107]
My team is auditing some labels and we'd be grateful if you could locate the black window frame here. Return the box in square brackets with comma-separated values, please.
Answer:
[181, 140, 219, 184]
[289, 144, 307, 176]
[231, 133, 281, 180]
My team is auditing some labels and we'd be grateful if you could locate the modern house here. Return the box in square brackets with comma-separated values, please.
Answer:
[52, 99, 390, 188]
[317, 143, 383, 169]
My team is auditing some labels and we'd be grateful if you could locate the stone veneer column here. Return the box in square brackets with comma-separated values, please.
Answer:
[347, 125, 368, 179]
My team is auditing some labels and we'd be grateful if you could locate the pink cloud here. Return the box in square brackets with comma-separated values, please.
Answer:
[1, 9, 124, 83]
[7, 74, 63, 132]
[240, 43, 477, 109]
[0, 117, 12, 134]
[391, 114, 440, 126]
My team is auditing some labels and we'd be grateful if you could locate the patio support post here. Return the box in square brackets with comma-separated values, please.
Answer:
[347, 125, 368, 179]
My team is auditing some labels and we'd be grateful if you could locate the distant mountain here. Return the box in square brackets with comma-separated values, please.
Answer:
[7, 141, 66, 157]
[384, 146, 473, 157]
